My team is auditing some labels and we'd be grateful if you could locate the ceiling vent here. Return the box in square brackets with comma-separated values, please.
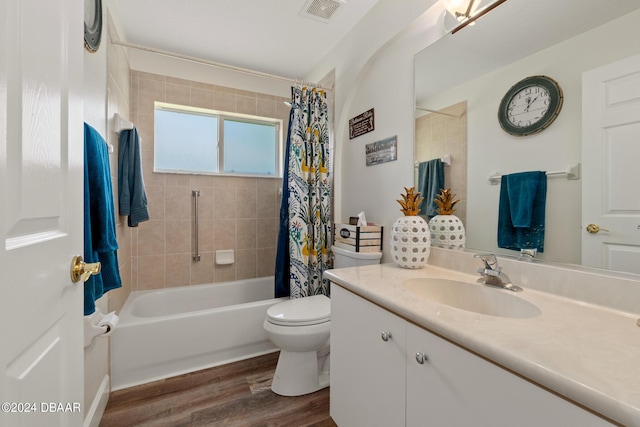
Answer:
[300, 0, 346, 23]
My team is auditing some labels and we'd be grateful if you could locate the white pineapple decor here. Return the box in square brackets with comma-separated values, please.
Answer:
[390, 187, 431, 269]
[429, 188, 465, 249]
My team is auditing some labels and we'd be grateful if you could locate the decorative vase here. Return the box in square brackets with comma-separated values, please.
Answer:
[390, 216, 431, 269]
[429, 214, 466, 249]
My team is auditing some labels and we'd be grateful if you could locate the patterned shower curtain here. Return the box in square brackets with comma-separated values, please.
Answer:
[275, 86, 332, 298]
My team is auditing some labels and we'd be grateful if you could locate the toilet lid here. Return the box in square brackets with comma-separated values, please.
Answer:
[267, 295, 330, 326]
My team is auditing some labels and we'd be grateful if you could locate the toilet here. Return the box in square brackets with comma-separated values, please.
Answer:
[332, 245, 383, 269]
[264, 295, 331, 396]
[264, 246, 382, 396]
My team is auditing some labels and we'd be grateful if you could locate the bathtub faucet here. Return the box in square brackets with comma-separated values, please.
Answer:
[473, 254, 522, 292]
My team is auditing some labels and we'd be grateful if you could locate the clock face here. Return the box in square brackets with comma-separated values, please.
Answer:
[498, 76, 563, 136]
[507, 85, 550, 128]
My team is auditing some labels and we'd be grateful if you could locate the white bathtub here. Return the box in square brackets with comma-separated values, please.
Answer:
[111, 276, 286, 390]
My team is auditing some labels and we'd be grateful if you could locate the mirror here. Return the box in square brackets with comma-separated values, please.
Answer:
[414, 101, 467, 226]
[415, 0, 640, 272]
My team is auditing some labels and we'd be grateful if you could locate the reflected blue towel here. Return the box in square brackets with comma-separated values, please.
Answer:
[84, 123, 122, 315]
[498, 171, 546, 252]
[417, 159, 444, 217]
[118, 127, 149, 227]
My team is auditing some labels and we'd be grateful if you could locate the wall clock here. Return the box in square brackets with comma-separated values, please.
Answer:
[84, 0, 103, 52]
[498, 75, 563, 136]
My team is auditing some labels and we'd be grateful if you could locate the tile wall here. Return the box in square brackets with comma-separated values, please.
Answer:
[126, 71, 290, 292]
[414, 101, 467, 224]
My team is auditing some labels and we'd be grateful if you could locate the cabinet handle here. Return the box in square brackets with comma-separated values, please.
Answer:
[381, 331, 392, 342]
[415, 352, 429, 364]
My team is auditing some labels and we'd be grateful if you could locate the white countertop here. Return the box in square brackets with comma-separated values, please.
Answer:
[325, 262, 640, 427]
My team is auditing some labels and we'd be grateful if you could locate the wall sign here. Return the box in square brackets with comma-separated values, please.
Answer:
[366, 136, 397, 166]
[349, 108, 375, 139]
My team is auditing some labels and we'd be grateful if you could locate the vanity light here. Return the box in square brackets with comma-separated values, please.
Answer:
[442, 0, 509, 34]
[442, 0, 479, 21]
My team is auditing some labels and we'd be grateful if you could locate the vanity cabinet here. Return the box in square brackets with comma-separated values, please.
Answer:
[405, 322, 613, 426]
[330, 284, 406, 427]
[331, 285, 614, 427]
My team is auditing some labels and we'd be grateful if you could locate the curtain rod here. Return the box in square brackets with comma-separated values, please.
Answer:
[110, 39, 332, 91]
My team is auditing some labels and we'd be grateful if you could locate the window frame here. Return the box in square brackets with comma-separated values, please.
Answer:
[154, 101, 284, 178]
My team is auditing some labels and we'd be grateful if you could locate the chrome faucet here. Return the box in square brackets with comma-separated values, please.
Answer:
[473, 254, 523, 292]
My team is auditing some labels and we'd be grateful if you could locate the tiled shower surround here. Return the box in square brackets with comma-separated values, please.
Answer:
[414, 101, 467, 224]
[128, 71, 291, 292]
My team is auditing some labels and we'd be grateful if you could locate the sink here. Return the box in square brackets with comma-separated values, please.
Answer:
[403, 278, 541, 318]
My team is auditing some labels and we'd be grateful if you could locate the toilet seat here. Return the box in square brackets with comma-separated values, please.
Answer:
[266, 295, 330, 326]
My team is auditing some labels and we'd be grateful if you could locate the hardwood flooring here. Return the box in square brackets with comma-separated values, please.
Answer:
[99, 352, 337, 427]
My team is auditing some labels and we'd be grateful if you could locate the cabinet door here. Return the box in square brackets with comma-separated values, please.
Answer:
[331, 286, 406, 427]
[406, 322, 614, 427]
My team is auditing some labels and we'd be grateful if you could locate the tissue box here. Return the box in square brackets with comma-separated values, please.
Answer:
[333, 223, 383, 252]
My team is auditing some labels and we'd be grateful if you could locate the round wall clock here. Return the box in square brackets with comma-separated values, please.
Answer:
[498, 75, 563, 136]
[84, 0, 103, 53]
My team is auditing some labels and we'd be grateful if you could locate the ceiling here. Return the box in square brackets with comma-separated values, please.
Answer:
[415, 0, 640, 103]
[112, 0, 380, 80]
[111, 0, 640, 96]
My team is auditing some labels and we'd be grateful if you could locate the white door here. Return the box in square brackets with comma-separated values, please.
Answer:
[0, 0, 84, 426]
[582, 54, 640, 275]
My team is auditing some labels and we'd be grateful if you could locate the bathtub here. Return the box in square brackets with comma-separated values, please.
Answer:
[111, 276, 287, 390]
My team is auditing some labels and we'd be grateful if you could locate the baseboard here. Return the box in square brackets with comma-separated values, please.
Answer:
[84, 374, 110, 427]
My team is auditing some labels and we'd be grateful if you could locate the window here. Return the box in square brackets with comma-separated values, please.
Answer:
[154, 102, 282, 177]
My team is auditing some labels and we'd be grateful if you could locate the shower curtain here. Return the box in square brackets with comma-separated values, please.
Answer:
[275, 86, 332, 298]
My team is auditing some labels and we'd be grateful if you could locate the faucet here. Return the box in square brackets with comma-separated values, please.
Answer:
[473, 254, 523, 292]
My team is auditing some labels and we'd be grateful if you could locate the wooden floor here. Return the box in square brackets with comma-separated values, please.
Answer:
[99, 352, 337, 427]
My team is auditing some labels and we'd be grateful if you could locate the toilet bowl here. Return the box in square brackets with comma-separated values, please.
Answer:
[264, 295, 331, 396]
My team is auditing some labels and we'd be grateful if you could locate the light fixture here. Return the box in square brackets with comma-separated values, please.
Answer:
[442, 0, 508, 34]
[442, 0, 479, 22]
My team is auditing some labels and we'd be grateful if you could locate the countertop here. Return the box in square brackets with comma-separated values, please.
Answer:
[325, 263, 640, 427]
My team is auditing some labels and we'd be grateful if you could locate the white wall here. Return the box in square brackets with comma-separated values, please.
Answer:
[83, 2, 128, 425]
[307, 0, 443, 261]
[310, 3, 640, 264]
[424, 9, 640, 264]
[123, 0, 443, 264]
[127, 49, 292, 99]
[115, 1, 640, 268]
[84, 7, 108, 133]
[83, 5, 110, 425]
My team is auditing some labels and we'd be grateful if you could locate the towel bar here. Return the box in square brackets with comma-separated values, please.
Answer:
[113, 113, 141, 152]
[414, 155, 451, 168]
[114, 113, 134, 132]
[488, 163, 580, 185]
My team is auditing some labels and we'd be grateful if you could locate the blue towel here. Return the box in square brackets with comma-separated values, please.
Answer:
[497, 171, 547, 253]
[118, 127, 149, 227]
[418, 159, 445, 217]
[84, 123, 122, 315]
[275, 106, 295, 298]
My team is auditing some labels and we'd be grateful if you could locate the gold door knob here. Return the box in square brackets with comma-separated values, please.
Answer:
[586, 224, 610, 234]
[70, 255, 101, 283]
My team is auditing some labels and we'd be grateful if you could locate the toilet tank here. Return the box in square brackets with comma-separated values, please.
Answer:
[332, 246, 382, 269]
